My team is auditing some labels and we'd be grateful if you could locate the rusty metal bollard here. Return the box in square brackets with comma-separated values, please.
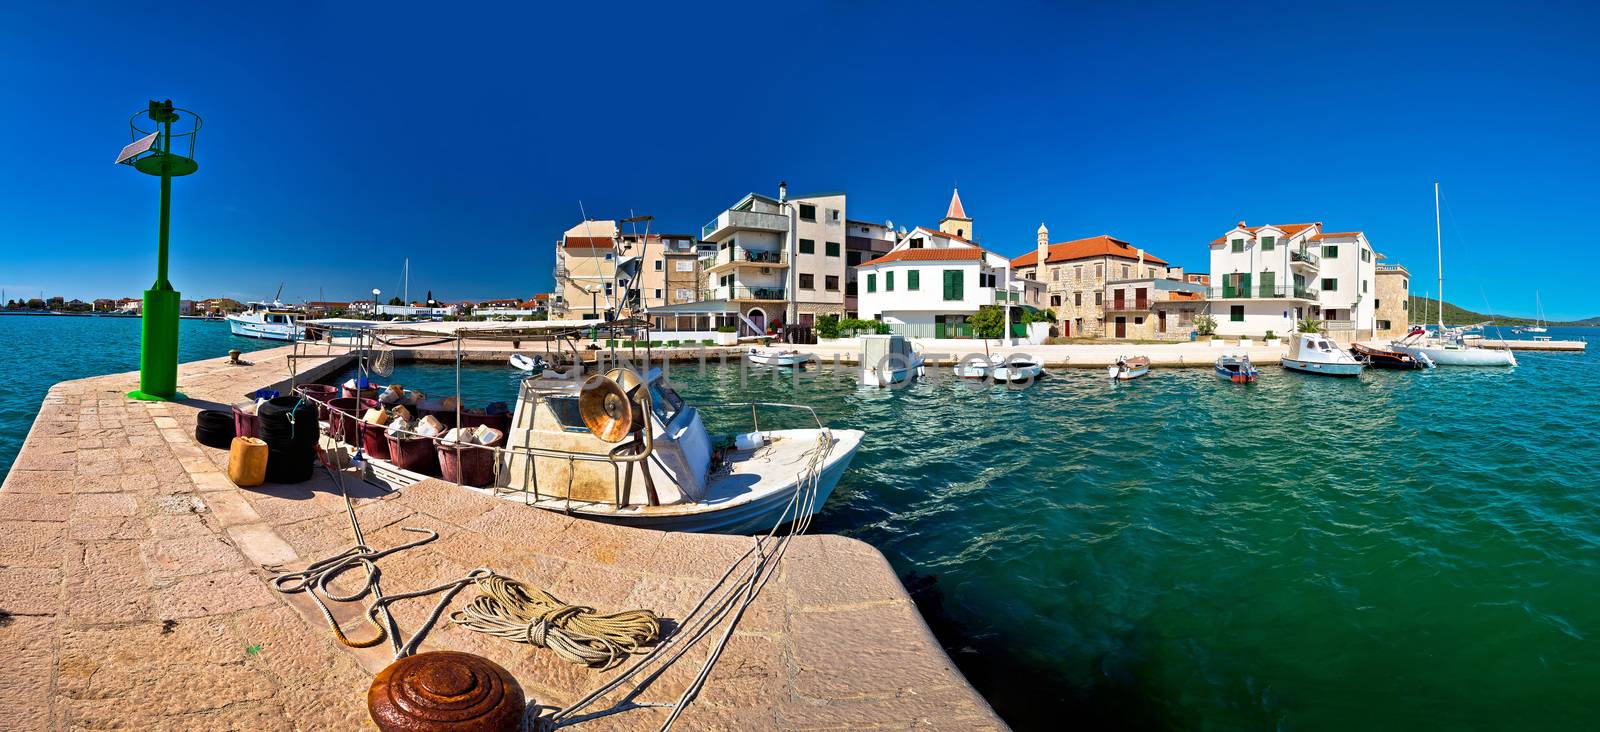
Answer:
[368, 651, 526, 731]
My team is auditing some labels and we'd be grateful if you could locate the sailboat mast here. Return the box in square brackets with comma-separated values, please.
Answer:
[403, 258, 409, 305]
[1434, 182, 1444, 331]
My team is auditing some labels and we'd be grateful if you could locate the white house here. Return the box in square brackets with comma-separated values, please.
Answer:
[1207, 221, 1378, 337]
[856, 226, 1037, 339]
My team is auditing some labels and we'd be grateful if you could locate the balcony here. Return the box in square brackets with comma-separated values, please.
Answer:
[1209, 285, 1319, 301]
[1290, 248, 1321, 268]
[701, 209, 789, 241]
[1104, 298, 1152, 312]
[702, 286, 787, 302]
[701, 246, 790, 273]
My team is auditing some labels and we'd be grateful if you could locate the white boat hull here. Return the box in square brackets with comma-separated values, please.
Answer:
[991, 362, 1043, 382]
[862, 356, 925, 387]
[227, 316, 303, 341]
[1390, 343, 1517, 367]
[747, 352, 810, 367]
[1283, 358, 1364, 377]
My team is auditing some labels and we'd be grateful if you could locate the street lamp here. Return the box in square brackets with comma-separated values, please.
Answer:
[117, 99, 201, 401]
[372, 289, 381, 318]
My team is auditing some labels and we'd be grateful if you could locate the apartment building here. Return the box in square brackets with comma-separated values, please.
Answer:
[844, 220, 897, 318]
[555, 219, 619, 319]
[1010, 226, 1174, 338]
[652, 185, 847, 336]
[634, 233, 711, 310]
[1207, 221, 1378, 337]
[1374, 264, 1411, 337]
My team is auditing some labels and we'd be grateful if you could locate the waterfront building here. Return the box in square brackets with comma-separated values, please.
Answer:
[555, 219, 620, 319]
[1010, 226, 1175, 338]
[648, 185, 847, 337]
[304, 301, 351, 316]
[1206, 221, 1379, 338]
[845, 220, 897, 318]
[635, 233, 709, 310]
[1102, 277, 1208, 339]
[1374, 263, 1411, 337]
[855, 224, 1041, 338]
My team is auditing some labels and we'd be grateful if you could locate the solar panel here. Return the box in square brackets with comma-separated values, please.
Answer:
[116, 131, 159, 165]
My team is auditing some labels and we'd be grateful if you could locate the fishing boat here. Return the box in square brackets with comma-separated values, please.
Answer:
[1388, 183, 1518, 367]
[1282, 333, 1365, 377]
[1108, 355, 1151, 381]
[1214, 354, 1259, 383]
[747, 348, 810, 368]
[1350, 342, 1434, 370]
[951, 358, 991, 380]
[498, 366, 862, 534]
[300, 318, 864, 535]
[226, 299, 306, 341]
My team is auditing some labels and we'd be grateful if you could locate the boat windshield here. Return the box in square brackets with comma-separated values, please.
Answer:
[651, 381, 684, 424]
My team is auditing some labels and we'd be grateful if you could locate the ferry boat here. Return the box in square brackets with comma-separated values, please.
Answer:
[226, 300, 306, 341]
[1282, 333, 1365, 377]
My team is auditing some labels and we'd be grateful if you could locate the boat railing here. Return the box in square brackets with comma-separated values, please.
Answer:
[694, 401, 827, 434]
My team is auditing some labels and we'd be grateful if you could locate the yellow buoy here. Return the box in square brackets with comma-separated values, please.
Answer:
[227, 436, 269, 487]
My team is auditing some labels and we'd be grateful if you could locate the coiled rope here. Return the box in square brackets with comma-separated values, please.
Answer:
[451, 574, 661, 668]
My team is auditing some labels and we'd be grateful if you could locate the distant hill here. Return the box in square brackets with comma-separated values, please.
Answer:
[1407, 296, 1596, 326]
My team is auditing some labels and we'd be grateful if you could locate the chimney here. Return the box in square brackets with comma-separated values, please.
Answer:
[1036, 223, 1049, 268]
[1238, 220, 1247, 228]
[778, 181, 788, 203]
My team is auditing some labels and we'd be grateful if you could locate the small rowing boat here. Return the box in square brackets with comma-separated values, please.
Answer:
[1108, 355, 1151, 381]
[1214, 354, 1259, 383]
[747, 348, 809, 368]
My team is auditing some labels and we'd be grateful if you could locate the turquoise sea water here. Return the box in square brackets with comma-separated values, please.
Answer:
[0, 315, 279, 477]
[8, 317, 1600, 730]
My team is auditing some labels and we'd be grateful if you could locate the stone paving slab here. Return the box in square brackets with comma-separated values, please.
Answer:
[0, 344, 1004, 730]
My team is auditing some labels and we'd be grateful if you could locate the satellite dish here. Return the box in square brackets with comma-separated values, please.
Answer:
[579, 375, 633, 443]
[884, 219, 894, 231]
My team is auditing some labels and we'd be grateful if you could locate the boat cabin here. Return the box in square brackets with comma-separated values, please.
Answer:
[498, 368, 712, 507]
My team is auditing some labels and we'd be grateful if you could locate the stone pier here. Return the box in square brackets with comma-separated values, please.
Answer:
[0, 345, 1002, 730]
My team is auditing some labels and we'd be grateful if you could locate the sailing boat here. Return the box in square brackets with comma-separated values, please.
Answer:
[1388, 183, 1517, 367]
[1514, 291, 1548, 333]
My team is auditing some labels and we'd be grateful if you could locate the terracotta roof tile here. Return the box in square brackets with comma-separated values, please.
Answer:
[1010, 235, 1169, 267]
[1210, 223, 1319, 246]
[860, 247, 987, 267]
[564, 236, 613, 249]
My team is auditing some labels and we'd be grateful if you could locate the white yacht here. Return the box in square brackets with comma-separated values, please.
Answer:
[226, 300, 306, 341]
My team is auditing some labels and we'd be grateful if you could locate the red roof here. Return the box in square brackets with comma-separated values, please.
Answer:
[1310, 231, 1361, 240]
[1210, 223, 1319, 246]
[860, 247, 987, 267]
[517, 300, 541, 309]
[945, 188, 968, 220]
[564, 236, 613, 249]
[1010, 235, 1169, 267]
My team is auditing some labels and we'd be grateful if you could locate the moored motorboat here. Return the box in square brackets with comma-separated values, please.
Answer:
[1350, 342, 1434, 369]
[991, 357, 1043, 383]
[1282, 333, 1365, 377]
[1214, 354, 1259, 383]
[1108, 355, 1151, 381]
[226, 300, 305, 341]
[747, 348, 810, 368]
[509, 353, 548, 374]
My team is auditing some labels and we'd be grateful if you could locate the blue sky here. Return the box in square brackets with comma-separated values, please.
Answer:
[2, 1, 1596, 319]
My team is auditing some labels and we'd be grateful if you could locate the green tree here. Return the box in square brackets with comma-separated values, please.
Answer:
[967, 305, 1005, 339]
[1194, 313, 1217, 336]
[388, 296, 404, 306]
[815, 314, 841, 339]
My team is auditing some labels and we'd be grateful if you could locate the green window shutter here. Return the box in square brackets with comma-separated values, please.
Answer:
[1262, 236, 1276, 250]
[867, 273, 876, 293]
[799, 239, 815, 254]
[943, 270, 964, 301]
[1239, 273, 1251, 298]
[907, 270, 920, 290]
[1230, 305, 1244, 322]
[886, 272, 894, 291]
[1323, 245, 1338, 258]
[1259, 271, 1275, 297]
[1322, 278, 1337, 291]
[825, 241, 840, 256]
[1231, 238, 1244, 253]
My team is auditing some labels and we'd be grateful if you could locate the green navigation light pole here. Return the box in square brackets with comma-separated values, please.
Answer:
[118, 100, 201, 401]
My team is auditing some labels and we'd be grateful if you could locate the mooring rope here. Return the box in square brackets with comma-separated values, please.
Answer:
[451, 574, 661, 668]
